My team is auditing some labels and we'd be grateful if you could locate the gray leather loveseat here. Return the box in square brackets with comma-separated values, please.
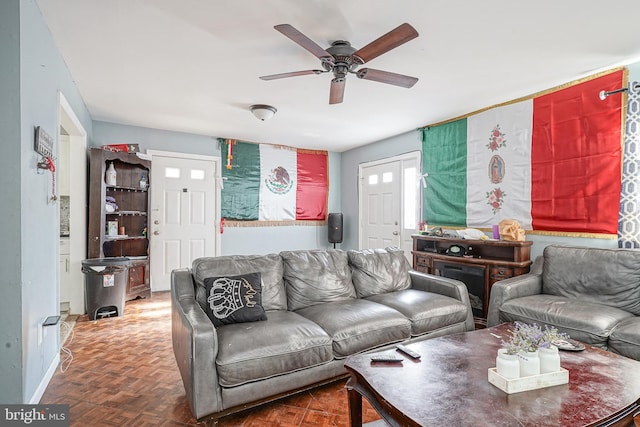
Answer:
[171, 247, 474, 421]
[487, 245, 640, 361]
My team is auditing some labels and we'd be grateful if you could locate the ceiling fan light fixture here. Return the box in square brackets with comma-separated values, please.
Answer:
[250, 104, 277, 121]
[260, 23, 419, 105]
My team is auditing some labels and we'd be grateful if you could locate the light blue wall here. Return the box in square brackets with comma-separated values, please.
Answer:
[92, 121, 342, 255]
[0, 0, 25, 406]
[93, 121, 218, 156]
[0, 0, 93, 404]
[628, 63, 640, 81]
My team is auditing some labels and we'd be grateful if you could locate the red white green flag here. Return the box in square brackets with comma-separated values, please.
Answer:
[422, 69, 623, 235]
[222, 141, 328, 222]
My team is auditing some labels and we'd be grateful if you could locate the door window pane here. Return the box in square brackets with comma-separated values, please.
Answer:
[165, 167, 180, 178]
[382, 172, 393, 183]
[403, 167, 416, 229]
[191, 169, 205, 180]
[368, 175, 379, 185]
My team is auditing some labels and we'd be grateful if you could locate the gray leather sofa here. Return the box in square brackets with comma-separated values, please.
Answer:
[171, 247, 474, 421]
[487, 245, 640, 361]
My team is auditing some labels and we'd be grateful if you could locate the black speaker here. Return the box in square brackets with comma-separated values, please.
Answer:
[328, 213, 343, 244]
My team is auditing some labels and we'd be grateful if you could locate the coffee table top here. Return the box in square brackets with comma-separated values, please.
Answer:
[345, 323, 640, 427]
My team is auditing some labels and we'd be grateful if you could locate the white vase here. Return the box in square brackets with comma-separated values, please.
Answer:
[106, 162, 117, 186]
[496, 349, 520, 379]
[518, 350, 540, 377]
[539, 346, 561, 373]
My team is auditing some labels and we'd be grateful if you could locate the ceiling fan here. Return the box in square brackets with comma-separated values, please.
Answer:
[259, 23, 419, 104]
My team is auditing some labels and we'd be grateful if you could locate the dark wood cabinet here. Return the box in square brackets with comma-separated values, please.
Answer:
[412, 234, 532, 327]
[88, 148, 151, 300]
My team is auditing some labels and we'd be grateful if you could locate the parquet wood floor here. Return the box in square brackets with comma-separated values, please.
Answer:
[41, 291, 381, 426]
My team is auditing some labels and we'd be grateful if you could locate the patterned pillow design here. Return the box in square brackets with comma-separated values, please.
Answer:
[203, 272, 267, 327]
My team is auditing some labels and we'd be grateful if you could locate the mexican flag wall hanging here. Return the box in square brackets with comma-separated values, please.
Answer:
[422, 69, 624, 236]
[221, 141, 328, 224]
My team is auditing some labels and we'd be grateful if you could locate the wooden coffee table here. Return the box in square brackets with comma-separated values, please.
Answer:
[345, 323, 640, 427]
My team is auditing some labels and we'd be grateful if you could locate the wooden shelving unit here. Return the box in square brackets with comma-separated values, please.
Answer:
[88, 148, 151, 300]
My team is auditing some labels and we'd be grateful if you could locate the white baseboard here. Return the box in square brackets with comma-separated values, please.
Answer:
[29, 353, 60, 404]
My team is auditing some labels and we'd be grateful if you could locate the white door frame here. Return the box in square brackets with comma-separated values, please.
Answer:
[358, 151, 421, 252]
[146, 150, 222, 286]
[57, 92, 87, 315]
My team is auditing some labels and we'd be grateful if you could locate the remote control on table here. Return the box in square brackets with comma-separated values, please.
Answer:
[370, 353, 403, 363]
[396, 344, 421, 359]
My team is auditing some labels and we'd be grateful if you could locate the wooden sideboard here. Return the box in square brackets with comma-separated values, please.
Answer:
[412, 234, 532, 327]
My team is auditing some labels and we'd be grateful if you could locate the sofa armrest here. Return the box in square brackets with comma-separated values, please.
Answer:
[409, 270, 475, 331]
[171, 268, 222, 419]
[486, 260, 543, 327]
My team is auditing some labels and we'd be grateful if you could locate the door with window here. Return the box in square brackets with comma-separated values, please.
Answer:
[149, 152, 220, 291]
[359, 152, 421, 261]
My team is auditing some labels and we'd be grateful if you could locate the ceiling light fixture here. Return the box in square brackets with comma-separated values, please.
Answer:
[250, 104, 277, 121]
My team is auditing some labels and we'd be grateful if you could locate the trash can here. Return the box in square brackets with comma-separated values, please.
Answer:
[82, 257, 131, 320]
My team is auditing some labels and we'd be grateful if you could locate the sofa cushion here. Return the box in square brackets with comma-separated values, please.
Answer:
[193, 254, 287, 311]
[499, 294, 634, 348]
[366, 289, 468, 336]
[542, 245, 640, 316]
[609, 317, 640, 360]
[295, 299, 411, 358]
[202, 272, 267, 327]
[215, 310, 333, 387]
[348, 247, 412, 298]
[280, 250, 356, 311]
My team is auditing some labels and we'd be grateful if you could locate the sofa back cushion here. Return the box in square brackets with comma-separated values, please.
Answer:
[192, 254, 287, 312]
[542, 245, 640, 316]
[280, 250, 356, 311]
[348, 247, 412, 297]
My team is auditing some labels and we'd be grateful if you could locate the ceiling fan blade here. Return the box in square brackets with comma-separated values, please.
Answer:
[329, 79, 345, 104]
[352, 23, 419, 64]
[260, 70, 325, 81]
[274, 24, 333, 63]
[356, 68, 418, 88]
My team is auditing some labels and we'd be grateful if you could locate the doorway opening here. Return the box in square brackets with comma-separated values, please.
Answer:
[57, 93, 87, 317]
[358, 151, 421, 261]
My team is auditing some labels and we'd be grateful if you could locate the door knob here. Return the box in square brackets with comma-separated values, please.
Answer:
[393, 231, 399, 235]
[153, 231, 160, 235]
[154, 220, 160, 225]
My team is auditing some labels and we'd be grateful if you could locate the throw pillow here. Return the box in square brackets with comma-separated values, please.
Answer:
[203, 272, 267, 327]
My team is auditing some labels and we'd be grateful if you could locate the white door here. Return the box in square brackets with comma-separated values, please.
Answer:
[360, 161, 401, 249]
[149, 153, 220, 291]
[359, 152, 421, 261]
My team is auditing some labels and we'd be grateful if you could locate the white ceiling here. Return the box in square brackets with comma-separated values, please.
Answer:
[37, 0, 640, 152]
